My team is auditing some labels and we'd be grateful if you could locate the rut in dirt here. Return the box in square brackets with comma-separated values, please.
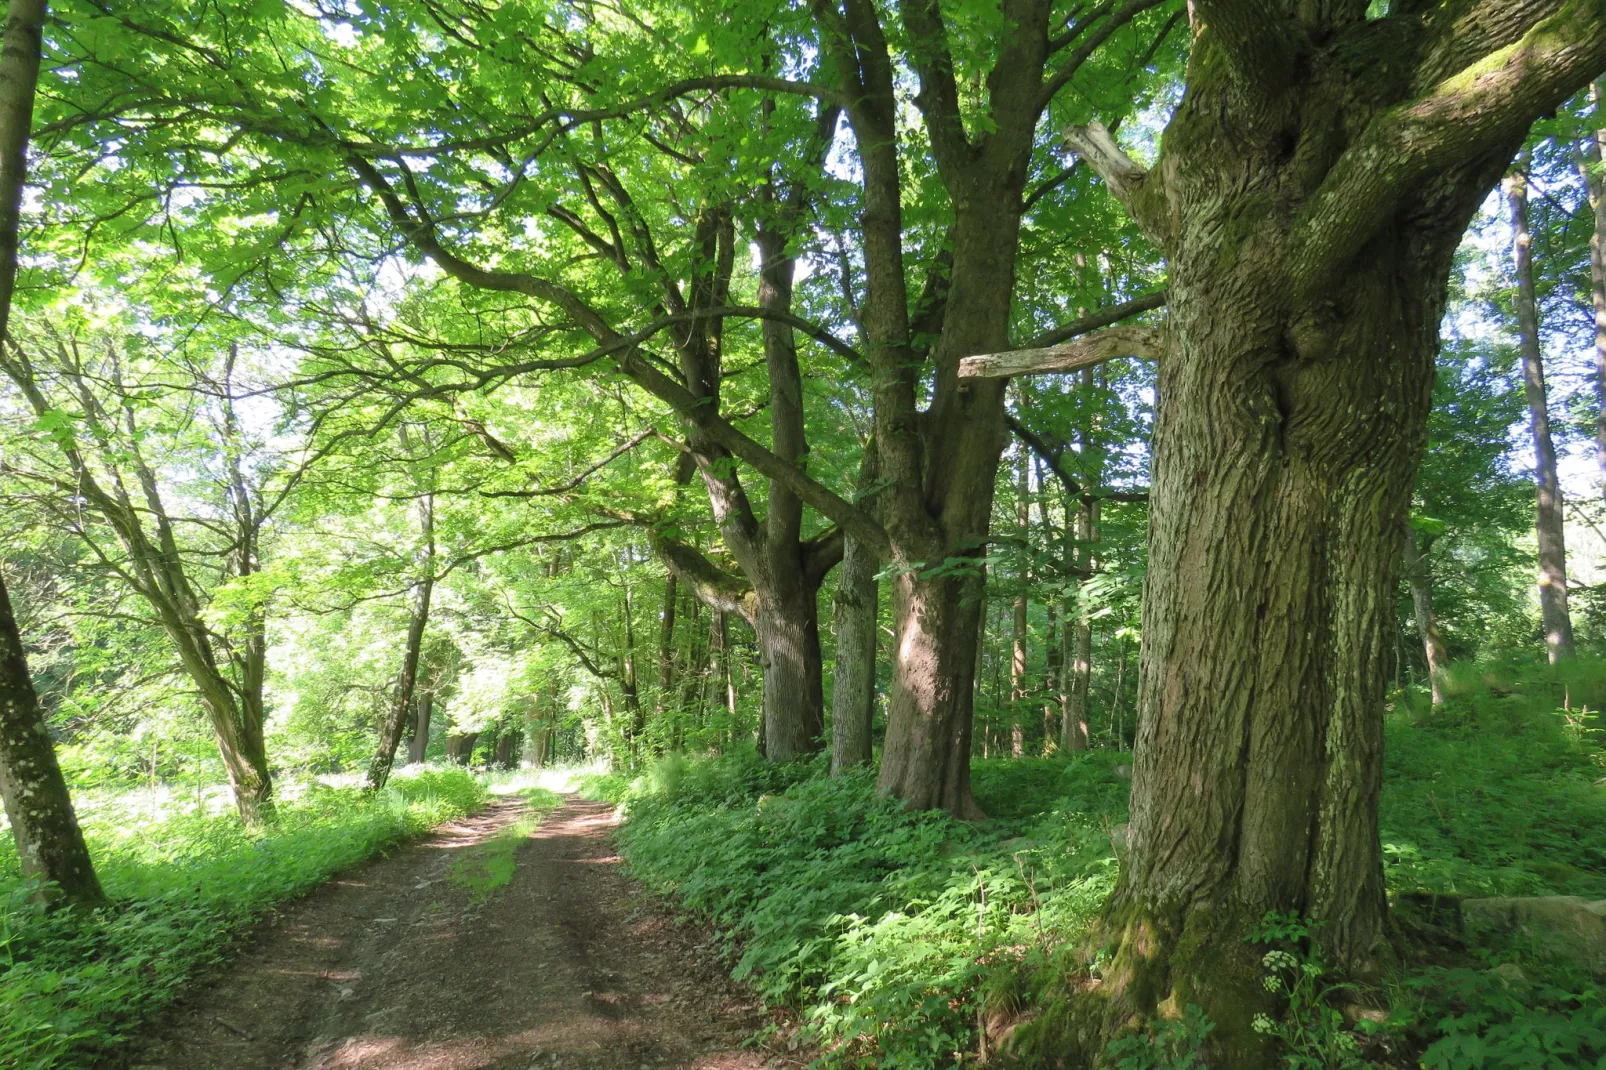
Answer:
[128, 795, 782, 1070]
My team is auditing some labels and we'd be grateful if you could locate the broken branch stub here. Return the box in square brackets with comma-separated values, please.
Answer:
[957, 324, 1166, 379]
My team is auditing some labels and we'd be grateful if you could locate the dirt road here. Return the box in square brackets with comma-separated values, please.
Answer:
[127, 796, 782, 1070]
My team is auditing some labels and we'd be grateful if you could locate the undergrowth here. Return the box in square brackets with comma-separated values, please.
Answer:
[0, 765, 487, 1069]
[609, 687, 1606, 1069]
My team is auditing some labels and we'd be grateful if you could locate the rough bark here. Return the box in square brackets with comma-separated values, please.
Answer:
[1063, 8, 1606, 1062]
[812, 0, 1145, 817]
[367, 491, 435, 791]
[1508, 167, 1575, 662]
[830, 449, 881, 774]
[1402, 523, 1450, 706]
[0, 572, 106, 908]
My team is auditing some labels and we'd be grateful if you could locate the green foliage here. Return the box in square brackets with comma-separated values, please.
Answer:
[0, 767, 486, 1069]
[613, 751, 1127, 1066]
[1403, 966, 1606, 1070]
[1245, 913, 1370, 1070]
[1103, 1004, 1215, 1070]
[1382, 667, 1606, 900]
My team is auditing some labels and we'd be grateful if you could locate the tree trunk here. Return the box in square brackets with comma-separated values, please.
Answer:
[830, 527, 879, 774]
[494, 730, 516, 769]
[447, 731, 478, 766]
[367, 492, 435, 791]
[1401, 524, 1450, 705]
[1581, 79, 1606, 498]
[408, 692, 433, 764]
[0, 0, 105, 910]
[1009, 450, 1029, 758]
[713, 610, 735, 722]
[1042, 603, 1059, 753]
[1063, 494, 1098, 753]
[1507, 167, 1575, 662]
[756, 568, 825, 759]
[619, 585, 643, 746]
[1077, 36, 1575, 1059]
[657, 569, 677, 711]
[0, 573, 106, 908]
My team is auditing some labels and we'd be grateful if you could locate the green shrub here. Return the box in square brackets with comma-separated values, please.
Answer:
[0, 765, 487, 1069]
[614, 750, 1126, 1066]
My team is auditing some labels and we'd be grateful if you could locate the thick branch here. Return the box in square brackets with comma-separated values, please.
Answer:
[960, 324, 1166, 379]
[1063, 121, 1169, 242]
[648, 532, 757, 623]
[1191, 0, 1298, 91]
[347, 154, 891, 557]
[1008, 415, 1150, 503]
[1289, 2, 1606, 297]
[802, 525, 846, 588]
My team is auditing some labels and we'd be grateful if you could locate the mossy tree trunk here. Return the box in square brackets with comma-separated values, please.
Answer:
[1066, 6, 1606, 1062]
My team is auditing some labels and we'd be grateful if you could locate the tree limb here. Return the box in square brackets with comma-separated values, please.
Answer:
[1289, 2, 1606, 298]
[960, 324, 1166, 379]
[1062, 121, 1169, 242]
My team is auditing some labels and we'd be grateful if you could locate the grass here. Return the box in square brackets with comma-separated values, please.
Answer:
[605, 697, 1606, 1068]
[0, 765, 488, 1070]
[446, 785, 563, 903]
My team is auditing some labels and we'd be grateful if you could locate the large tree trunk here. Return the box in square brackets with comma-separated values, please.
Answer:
[0, 573, 106, 908]
[872, 207, 1019, 819]
[1055, 11, 1606, 1059]
[1507, 168, 1575, 662]
[755, 561, 826, 759]
[1108, 261, 1439, 1062]
[1402, 523, 1450, 705]
[830, 528, 879, 774]
[367, 492, 435, 791]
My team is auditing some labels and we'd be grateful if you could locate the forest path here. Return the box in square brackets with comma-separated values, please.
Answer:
[127, 795, 778, 1070]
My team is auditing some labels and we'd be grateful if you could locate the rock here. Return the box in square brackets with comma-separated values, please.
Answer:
[1488, 962, 1527, 987]
[1108, 823, 1130, 856]
[1461, 896, 1606, 977]
[1113, 764, 1132, 780]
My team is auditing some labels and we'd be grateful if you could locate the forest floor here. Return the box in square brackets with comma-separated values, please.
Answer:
[123, 795, 792, 1070]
